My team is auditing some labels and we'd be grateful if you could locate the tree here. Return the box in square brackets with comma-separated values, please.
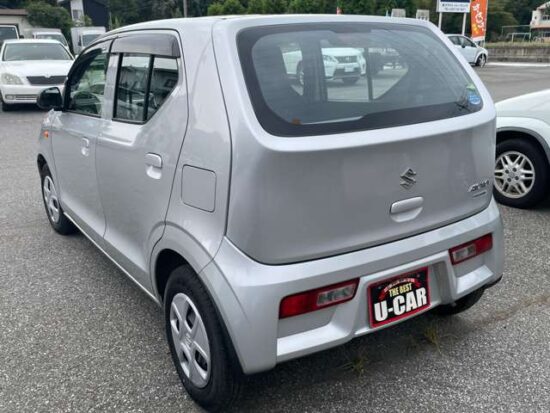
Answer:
[26, 1, 73, 37]
[287, 0, 325, 14]
[248, 0, 265, 13]
[264, 0, 288, 13]
[109, 0, 140, 25]
[222, 0, 246, 14]
[207, 1, 225, 15]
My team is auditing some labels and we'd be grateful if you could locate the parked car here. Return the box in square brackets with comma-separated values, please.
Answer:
[447, 34, 488, 67]
[24, 28, 70, 50]
[0, 39, 73, 111]
[70, 26, 106, 55]
[0, 24, 19, 47]
[283, 47, 367, 84]
[36, 16, 504, 411]
[494, 90, 550, 208]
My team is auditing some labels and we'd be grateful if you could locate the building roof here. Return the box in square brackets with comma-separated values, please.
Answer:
[0, 9, 28, 16]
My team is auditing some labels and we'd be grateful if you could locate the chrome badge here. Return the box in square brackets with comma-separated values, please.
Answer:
[400, 168, 417, 189]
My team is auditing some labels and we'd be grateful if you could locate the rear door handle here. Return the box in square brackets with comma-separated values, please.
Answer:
[81, 137, 90, 157]
[145, 153, 163, 179]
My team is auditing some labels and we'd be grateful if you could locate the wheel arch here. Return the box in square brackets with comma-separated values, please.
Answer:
[496, 128, 550, 165]
[37, 154, 47, 172]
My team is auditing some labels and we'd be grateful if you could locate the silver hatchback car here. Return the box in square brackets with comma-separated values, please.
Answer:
[36, 16, 504, 411]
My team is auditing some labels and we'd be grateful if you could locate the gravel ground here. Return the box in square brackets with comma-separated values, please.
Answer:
[0, 65, 549, 413]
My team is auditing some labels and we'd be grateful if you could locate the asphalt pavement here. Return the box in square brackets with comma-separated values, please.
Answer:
[0, 65, 549, 413]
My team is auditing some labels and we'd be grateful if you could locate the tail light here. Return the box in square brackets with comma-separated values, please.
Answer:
[449, 234, 493, 265]
[279, 279, 359, 319]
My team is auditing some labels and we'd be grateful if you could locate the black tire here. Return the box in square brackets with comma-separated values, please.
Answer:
[1, 98, 13, 112]
[40, 164, 77, 235]
[342, 77, 359, 85]
[494, 138, 549, 208]
[165, 266, 242, 412]
[433, 288, 484, 316]
[476, 54, 487, 68]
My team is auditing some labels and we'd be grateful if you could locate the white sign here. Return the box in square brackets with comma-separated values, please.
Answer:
[437, 0, 471, 13]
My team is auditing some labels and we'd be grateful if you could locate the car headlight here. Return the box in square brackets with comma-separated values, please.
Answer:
[1, 73, 23, 85]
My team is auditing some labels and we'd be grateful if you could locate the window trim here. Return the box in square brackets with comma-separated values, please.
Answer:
[64, 40, 112, 118]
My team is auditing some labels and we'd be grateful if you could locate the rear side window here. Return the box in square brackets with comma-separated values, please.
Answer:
[114, 54, 178, 123]
[238, 23, 483, 137]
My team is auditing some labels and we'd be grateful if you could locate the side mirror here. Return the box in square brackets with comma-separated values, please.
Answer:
[37, 87, 63, 111]
[461, 44, 466, 48]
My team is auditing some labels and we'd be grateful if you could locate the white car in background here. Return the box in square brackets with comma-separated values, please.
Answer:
[0, 39, 73, 111]
[284, 47, 367, 84]
[495, 90, 550, 208]
[447, 34, 488, 67]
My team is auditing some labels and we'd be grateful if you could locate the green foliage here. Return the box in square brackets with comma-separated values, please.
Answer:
[109, 0, 140, 25]
[82, 15, 93, 26]
[222, 0, 247, 14]
[26, 1, 73, 37]
[288, 0, 332, 14]
[264, 0, 288, 14]
[247, 0, 265, 14]
[207, 2, 225, 15]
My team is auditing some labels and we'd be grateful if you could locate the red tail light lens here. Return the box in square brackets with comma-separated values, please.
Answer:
[449, 234, 493, 265]
[279, 279, 359, 319]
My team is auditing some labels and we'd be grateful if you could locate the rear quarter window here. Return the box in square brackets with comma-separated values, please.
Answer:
[237, 23, 483, 137]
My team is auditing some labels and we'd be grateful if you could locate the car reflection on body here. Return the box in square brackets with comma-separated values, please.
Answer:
[284, 47, 367, 85]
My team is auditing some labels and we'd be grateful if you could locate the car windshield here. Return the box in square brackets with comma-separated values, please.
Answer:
[238, 23, 483, 137]
[0, 26, 18, 42]
[82, 34, 100, 47]
[3, 43, 72, 61]
[36, 33, 68, 47]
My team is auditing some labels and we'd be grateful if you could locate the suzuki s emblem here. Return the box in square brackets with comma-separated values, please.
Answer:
[400, 168, 417, 189]
[44, 74, 51, 79]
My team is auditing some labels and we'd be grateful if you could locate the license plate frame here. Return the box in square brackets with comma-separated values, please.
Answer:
[367, 267, 431, 328]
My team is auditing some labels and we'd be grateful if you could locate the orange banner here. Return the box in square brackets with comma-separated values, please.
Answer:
[470, 0, 489, 41]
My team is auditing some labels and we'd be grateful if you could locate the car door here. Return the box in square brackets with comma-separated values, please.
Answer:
[50, 41, 111, 242]
[95, 33, 187, 289]
[459, 36, 478, 64]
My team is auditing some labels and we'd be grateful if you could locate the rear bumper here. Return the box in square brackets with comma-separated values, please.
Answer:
[1, 84, 64, 105]
[201, 199, 504, 374]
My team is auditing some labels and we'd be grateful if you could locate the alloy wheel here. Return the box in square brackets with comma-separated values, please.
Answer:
[170, 293, 211, 388]
[494, 151, 536, 199]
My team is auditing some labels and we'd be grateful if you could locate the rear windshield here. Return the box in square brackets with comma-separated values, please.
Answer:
[36, 33, 68, 47]
[82, 34, 101, 47]
[0, 26, 18, 42]
[237, 23, 483, 137]
[3, 43, 72, 61]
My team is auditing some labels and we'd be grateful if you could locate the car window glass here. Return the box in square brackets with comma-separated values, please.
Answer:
[3, 43, 72, 61]
[67, 49, 108, 116]
[147, 57, 178, 120]
[449, 36, 459, 46]
[115, 54, 151, 122]
[464, 38, 476, 48]
[239, 24, 482, 137]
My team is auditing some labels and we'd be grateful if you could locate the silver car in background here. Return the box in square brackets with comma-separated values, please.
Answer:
[36, 16, 504, 411]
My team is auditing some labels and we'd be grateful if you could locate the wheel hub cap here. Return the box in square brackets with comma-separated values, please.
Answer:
[170, 293, 211, 388]
[494, 151, 535, 199]
[43, 176, 60, 223]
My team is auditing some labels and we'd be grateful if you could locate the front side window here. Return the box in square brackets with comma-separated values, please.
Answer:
[114, 54, 178, 123]
[3, 43, 72, 61]
[67, 49, 108, 116]
[238, 23, 483, 137]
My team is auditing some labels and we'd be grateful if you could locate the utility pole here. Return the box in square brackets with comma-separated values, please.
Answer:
[183, 0, 188, 17]
[462, 13, 467, 35]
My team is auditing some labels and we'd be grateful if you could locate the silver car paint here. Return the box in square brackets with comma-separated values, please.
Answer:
[38, 16, 504, 375]
[214, 17, 495, 264]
